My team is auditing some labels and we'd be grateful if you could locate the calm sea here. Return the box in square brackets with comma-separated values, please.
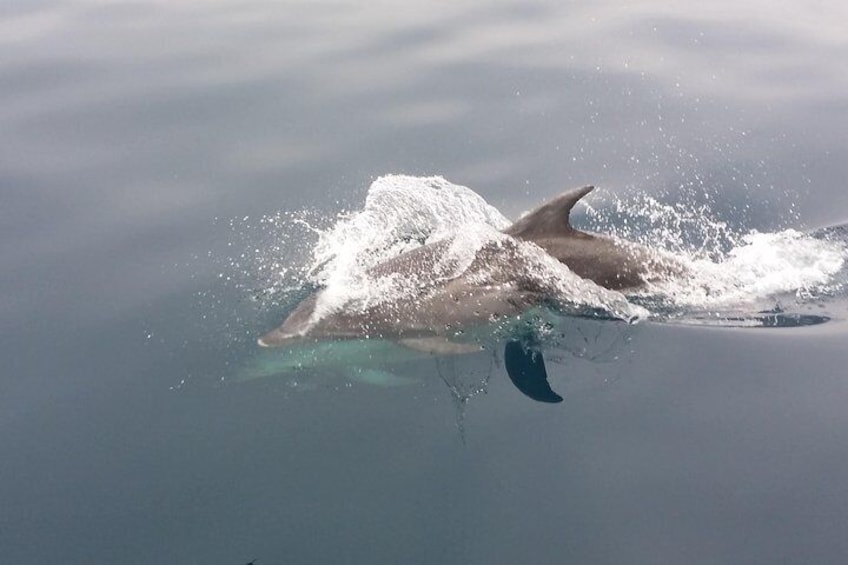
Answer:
[2, 2, 848, 563]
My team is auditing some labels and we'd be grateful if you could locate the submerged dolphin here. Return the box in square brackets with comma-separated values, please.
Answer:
[256, 186, 681, 401]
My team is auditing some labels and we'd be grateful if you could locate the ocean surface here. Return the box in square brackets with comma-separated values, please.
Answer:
[3, 2, 848, 564]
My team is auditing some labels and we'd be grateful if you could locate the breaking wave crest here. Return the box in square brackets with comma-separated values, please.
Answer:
[255, 175, 847, 332]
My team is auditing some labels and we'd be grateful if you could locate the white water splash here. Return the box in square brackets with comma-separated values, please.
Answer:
[299, 175, 648, 325]
[673, 229, 846, 306]
[254, 176, 846, 329]
[582, 188, 847, 316]
[302, 176, 508, 320]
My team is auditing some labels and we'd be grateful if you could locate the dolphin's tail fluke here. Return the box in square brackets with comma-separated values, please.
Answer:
[504, 341, 563, 403]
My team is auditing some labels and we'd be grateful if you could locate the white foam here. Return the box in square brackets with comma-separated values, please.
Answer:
[295, 175, 650, 326]
[305, 176, 510, 320]
[659, 229, 846, 308]
[585, 189, 847, 315]
[261, 176, 847, 329]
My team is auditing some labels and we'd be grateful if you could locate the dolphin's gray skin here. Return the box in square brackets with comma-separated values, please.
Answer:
[503, 185, 681, 290]
[256, 186, 685, 403]
[258, 185, 680, 348]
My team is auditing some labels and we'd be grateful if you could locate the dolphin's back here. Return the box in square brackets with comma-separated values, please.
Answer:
[259, 185, 687, 347]
[504, 185, 683, 290]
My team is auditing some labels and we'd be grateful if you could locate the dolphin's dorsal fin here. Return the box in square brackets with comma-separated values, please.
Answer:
[504, 185, 594, 240]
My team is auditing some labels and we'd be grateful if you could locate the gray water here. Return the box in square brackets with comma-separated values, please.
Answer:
[3, 2, 848, 564]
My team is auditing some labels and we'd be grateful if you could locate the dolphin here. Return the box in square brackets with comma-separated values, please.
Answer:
[503, 185, 682, 290]
[255, 186, 682, 401]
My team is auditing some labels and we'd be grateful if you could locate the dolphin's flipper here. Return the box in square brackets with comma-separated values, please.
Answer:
[503, 341, 563, 403]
